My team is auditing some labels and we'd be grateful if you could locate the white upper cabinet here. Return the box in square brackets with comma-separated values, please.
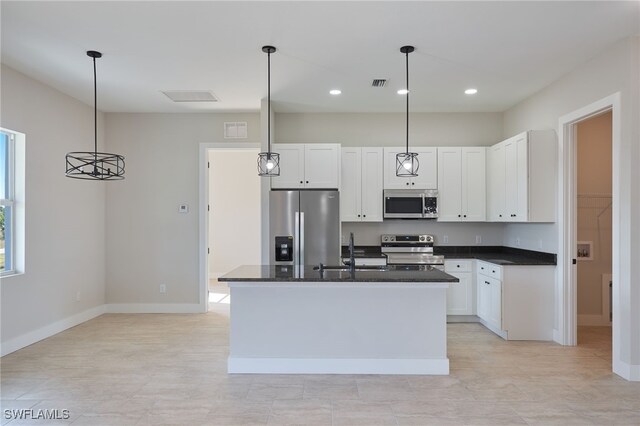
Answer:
[340, 147, 383, 222]
[437, 147, 486, 222]
[271, 143, 340, 189]
[486, 130, 556, 222]
[383, 147, 437, 189]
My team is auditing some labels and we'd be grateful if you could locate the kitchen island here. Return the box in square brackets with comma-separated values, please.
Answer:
[218, 265, 458, 375]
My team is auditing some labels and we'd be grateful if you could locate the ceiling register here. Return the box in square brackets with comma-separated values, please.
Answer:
[65, 51, 125, 180]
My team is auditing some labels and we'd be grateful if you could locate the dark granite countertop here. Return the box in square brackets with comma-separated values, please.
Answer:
[218, 265, 459, 283]
[340, 245, 556, 265]
[434, 246, 556, 265]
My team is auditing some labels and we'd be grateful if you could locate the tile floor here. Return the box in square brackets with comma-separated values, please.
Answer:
[1, 290, 638, 425]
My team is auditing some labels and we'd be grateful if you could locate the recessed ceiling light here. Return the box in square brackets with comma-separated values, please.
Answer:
[465, 88, 478, 95]
[397, 89, 409, 95]
[329, 89, 342, 95]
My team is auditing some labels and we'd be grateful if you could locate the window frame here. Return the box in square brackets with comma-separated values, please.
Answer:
[0, 128, 23, 277]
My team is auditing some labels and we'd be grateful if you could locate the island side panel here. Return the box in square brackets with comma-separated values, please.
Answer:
[228, 282, 449, 375]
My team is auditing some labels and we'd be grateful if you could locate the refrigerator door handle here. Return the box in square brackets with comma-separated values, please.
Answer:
[299, 212, 305, 266]
[294, 211, 300, 267]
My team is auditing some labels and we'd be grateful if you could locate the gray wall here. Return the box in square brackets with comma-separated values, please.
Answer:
[0, 65, 106, 345]
[104, 113, 260, 305]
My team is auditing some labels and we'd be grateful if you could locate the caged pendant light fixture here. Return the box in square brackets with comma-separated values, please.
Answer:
[396, 45, 419, 177]
[66, 51, 125, 180]
[257, 45, 280, 177]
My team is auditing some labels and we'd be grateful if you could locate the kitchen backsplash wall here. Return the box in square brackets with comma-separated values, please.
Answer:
[342, 221, 506, 247]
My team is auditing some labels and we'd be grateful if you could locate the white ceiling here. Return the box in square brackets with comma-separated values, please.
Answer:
[2, 1, 638, 113]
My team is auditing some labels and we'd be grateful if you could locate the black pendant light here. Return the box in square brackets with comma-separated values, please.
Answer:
[396, 45, 419, 177]
[257, 45, 280, 177]
[66, 51, 125, 180]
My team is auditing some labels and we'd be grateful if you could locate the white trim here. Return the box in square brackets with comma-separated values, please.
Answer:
[553, 328, 562, 344]
[613, 359, 640, 382]
[105, 303, 202, 314]
[228, 357, 450, 375]
[478, 318, 508, 340]
[199, 142, 261, 314]
[602, 273, 612, 325]
[0, 305, 106, 356]
[557, 93, 621, 369]
[577, 314, 610, 326]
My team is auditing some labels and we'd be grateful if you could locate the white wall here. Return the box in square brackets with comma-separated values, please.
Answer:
[104, 113, 260, 306]
[276, 112, 503, 146]
[502, 36, 640, 370]
[0, 65, 106, 353]
[208, 149, 261, 278]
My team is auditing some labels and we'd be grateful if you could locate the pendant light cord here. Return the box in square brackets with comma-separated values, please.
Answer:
[405, 50, 409, 154]
[93, 55, 98, 161]
[267, 49, 271, 157]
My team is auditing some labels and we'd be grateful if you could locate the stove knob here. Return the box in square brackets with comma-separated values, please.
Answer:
[419, 236, 425, 242]
[383, 236, 389, 242]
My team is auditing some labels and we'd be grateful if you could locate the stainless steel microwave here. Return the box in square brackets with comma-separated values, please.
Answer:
[383, 189, 438, 219]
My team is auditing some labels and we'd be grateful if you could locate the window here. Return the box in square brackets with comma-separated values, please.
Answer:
[0, 128, 24, 276]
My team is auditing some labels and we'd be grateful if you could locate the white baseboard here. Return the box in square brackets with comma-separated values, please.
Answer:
[478, 318, 509, 340]
[577, 314, 611, 326]
[228, 357, 450, 375]
[106, 303, 203, 314]
[553, 328, 563, 344]
[1, 305, 106, 356]
[614, 359, 640, 381]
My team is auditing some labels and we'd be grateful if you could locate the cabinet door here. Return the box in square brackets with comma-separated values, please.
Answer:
[360, 148, 383, 222]
[446, 272, 473, 315]
[383, 148, 413, 189]
[412, 147, 438, 189]
[437, 147, 462, 221]
[504, 139, 519, 221]
[515, 135, 528, 221]
[304, 144, 340, 188]
[488, 143, 506, 221]
[488, 276, 502, 330]
[340, 148, 362, 222]
[461, 147, 486, 221]
[477, 274, 491, 322]
[271, 144, 304, 189]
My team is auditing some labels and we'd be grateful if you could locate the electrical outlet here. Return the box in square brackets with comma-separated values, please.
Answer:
[160, 284, 167, 294]
[75, 291, 81, 302]
[475, 235, 482, 245]
[443, 235, 449, 244]
[515, 237, 521, 246]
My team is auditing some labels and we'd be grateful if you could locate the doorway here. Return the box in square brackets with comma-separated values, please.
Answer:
[199, 144, 261, 312]
[575, 111, 613, 357]
[558, 92, 624, 377]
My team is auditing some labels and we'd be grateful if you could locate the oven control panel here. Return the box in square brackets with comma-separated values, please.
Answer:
[381, 234, 433, 244]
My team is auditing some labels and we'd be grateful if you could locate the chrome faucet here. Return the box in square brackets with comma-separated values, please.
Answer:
[345, 232, 356, 273]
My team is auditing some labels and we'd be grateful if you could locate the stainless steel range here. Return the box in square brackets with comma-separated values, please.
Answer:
[381, 234, 445, 271]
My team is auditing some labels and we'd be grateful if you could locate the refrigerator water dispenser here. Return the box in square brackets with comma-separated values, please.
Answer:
[275, 236, 293, 262]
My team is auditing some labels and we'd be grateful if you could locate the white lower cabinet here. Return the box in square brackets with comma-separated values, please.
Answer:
[445, 260, 474, 315]
[475, 260, 555, 340]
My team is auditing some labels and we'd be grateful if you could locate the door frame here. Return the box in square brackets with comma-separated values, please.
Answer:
[557, 92, 620, 367]
[198, 143, 261, 312]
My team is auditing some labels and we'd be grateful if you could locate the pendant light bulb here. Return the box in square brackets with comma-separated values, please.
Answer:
[257, 45, 281, 177]
[396, 45, 419, 178]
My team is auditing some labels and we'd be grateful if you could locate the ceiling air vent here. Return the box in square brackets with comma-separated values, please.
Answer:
[162, 90, 219, 102]
[371, 79, 388, 88]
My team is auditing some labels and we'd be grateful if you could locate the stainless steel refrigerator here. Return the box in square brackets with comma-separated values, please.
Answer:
[270, 190, 340, 266]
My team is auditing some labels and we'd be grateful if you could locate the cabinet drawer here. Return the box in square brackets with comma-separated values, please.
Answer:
[444, 259, 473, 273]
[477, 261, 502, 280]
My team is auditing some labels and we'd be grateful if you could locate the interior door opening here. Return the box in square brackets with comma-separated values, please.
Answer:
[575, 111, 613, 357]
[207, 147, 261, 311]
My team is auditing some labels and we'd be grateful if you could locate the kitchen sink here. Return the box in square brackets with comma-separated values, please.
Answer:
[313, 265, 389, 272]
